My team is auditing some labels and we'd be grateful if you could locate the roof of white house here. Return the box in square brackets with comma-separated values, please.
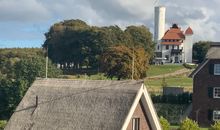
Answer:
[5, 78, 161, 130]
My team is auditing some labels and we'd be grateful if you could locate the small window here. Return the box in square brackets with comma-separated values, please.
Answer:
[213, 87, 220, 98]
[157, 45, 160, 50]
[166, 45, 169, 50]
[213, 110, 220, 121]
[214, 64, 220, 75]
[132, 118, 140, 130]
[172, 45, 174, 49]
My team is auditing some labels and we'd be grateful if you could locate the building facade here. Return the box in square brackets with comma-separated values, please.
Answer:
[154, 6, 194, 64]
[190, 43, 220, 126]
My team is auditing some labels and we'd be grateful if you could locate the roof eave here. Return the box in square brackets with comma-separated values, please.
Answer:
[121, 84, 162, 130]
[189, 59, 209, 78]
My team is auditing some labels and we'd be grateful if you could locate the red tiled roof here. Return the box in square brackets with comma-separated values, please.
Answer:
[185, 27, 193, 35]
[161, 41, 182, 45]
[162, 28, 185, 40]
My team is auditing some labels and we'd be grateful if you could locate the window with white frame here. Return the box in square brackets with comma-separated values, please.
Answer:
[132, 118, 140, 130]
[213, 110, 220, 121]
[214, 64, 220, 75]
[213, 87, 220, 98]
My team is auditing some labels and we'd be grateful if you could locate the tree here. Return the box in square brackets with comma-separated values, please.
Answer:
[193, 41, 211, 63]
[159, 116, 170, 130]
[210, 121, 220, 130]
[0, 49, 62, 120]
[101, 45, 149, 80]
[43, 19, 154, 71]
[125, 25, 155, 58]
[14, 57, 62, 96]
[179, 118, 199, 130]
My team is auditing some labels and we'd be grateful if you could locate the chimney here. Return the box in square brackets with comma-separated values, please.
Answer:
[36, 95, 38, 107]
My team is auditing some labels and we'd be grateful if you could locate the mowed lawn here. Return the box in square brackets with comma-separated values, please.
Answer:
[147, 64, 185, 77]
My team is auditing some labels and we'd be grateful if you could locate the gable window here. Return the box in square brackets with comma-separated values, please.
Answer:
[132, 118, 140, 130]
[213, 110, 220, 121]
[213, 87, 220, 98]
[214, 64, 220, 75]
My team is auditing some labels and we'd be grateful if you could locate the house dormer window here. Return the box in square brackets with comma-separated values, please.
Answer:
[213, 87, 220, 98]
[132, 118, 140, 130]
[214, 64, 220, 75]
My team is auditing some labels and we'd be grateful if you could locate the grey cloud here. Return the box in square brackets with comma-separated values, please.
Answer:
[0, 0, 51, 22]
[164, 5, 207, 26]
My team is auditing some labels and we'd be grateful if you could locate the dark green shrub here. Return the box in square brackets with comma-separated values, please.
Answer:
[183, 63, 197, 69]
[151, 93, 192, 104]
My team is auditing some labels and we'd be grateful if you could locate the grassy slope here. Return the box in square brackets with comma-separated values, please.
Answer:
[147, 64, 185, 77]
[145, 64, 193, 89]
[146, 76, 193, 88]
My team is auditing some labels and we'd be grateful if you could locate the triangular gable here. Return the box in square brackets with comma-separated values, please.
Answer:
[121, 84, 161, 130]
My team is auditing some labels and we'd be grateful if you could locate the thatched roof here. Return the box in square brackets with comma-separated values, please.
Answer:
[5, 78, 152, 130]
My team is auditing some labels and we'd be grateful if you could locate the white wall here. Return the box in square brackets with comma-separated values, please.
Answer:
[154, 6, 166, 52]
[183, 35, 193, 63]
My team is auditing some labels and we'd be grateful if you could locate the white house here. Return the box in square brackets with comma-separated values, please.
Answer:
[154, 6, 194, 64]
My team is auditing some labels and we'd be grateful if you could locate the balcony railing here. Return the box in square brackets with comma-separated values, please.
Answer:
[171, 49, 182, 54]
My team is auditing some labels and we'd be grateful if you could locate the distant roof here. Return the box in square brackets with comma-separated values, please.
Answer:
[185, 27, 193, 35]
[205, 42, 220, 59]
[5, 79, 150, 130]
[162, 24, 185, 39]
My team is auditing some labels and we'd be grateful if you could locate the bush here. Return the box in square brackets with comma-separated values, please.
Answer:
[210, 121, 220, 130]
[179, 118, 199, 130]
[159, 116, 170, 130]
[0, 120, 7, 130]
[183, 63, 197, 69]
[151, 93, 192, 104]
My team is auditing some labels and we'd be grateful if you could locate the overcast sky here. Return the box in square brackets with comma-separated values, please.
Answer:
[0, 0, 219, 48]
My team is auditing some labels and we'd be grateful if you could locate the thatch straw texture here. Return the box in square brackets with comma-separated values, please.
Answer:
[5, 79, 142, 130]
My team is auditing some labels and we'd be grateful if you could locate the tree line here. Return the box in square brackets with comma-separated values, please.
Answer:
[43, 19, 154, 79]
[0, 48, 61, 120]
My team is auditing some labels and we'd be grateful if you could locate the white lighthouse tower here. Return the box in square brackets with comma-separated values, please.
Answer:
[183, 27, 194, 63]
[154, 6, 166, 52]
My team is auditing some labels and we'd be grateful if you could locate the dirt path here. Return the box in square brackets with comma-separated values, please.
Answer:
[146, 68, 193, 80]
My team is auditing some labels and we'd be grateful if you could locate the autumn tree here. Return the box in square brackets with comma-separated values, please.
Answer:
[101, 45, 149, 80]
